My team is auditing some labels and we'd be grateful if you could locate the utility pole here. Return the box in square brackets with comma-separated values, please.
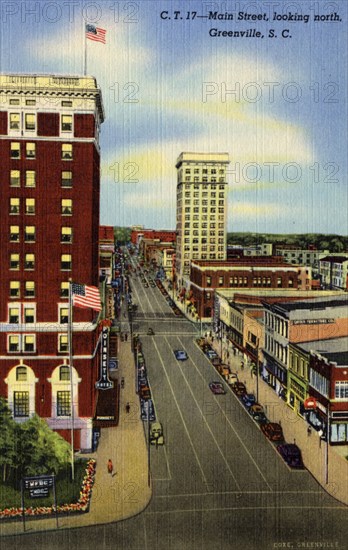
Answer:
[256, 338, 260, 404]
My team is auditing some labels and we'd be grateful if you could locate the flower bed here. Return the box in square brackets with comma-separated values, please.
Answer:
[0, 459, 96, 520]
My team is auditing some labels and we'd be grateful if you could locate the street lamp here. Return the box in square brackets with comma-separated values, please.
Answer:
[255, 338, 260, 404]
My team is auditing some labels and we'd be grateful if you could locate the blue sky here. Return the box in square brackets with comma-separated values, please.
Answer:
[0, 0, 347, 234]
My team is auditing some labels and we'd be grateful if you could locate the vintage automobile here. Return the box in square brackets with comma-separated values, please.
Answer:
[149, 422, 164, 445]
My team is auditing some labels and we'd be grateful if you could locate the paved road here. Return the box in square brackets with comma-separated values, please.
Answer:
[2, 261, 347, 549]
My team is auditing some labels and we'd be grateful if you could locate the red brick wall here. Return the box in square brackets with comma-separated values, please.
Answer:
[37, 112, 59, 136]
[0, 111, 7, 134]
[74, 114, 95, 138]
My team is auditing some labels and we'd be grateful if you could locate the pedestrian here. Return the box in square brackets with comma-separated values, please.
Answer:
[241, 361, 244, 370]
[125, 332, 128, 341]
[107, 459, 113, 475]
[126, 402, 130, 414]
[307, 425, 312, 436]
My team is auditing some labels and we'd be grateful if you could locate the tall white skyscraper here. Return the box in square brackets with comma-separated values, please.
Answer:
[175, 152, 230, 286]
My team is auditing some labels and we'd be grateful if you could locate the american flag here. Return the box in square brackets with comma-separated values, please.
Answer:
[71, 283, 101, 311]
[86, 24, 106, 44]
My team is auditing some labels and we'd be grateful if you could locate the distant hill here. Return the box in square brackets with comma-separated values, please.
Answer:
[227, 233, 348, 253]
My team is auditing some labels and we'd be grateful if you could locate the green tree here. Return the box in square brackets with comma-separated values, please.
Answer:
[0, 399, 16, 482]
[14, 415, 71, 481]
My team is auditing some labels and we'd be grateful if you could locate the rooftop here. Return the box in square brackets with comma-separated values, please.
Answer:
[296, 337, 348, 365]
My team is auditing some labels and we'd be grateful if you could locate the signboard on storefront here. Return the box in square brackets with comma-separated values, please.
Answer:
[95, 326, 114, 390]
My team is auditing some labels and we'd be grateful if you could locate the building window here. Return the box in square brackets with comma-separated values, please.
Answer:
[61, 199, 72, 215]
[59, 336, 69, 354]
[60, 282, 69, 297]
[277, 277, 282, 287]
[10, 198, 20, 214]
[24, 253, 35, 270]
[10, 170, 20, 187]
[25, 113, 36, 131]
[16, 366, 27, 381]
[24, 226, 36, 242]
[59, 365, 70, 380]
[10, 253, 20, 270]
[10, 113, 20, 130]
[61, 254, 72, 270]
[61, 227, 73, 243]
[8, 335, 19, 352]
[25, 170, 36, 187]
[335, 381, 348, 399]
[206, 276, 212, 287]
[10, 281, 20, 298]
[61, 100, 72, 107]
[62, 143, 73, 160]
[57, 391, 71, 416]
[26, 142, 36, 159]
[14, 392, 29, 417]
[10, 225, 20, 242]
[26, 99, 36, 106]
[61, 171, 72, 187]
[61, 115, 72, 132]
[24, 307, 35, 323]
[25, 281, 35, 297]
[10, 142, 20, 158]
[9, 99, 20, 105]
[9, 307, 20, 323]
[25, 198, 35, 215]
[23, 335, 35, 352]
[218, 276, 224, 287]
[60, 307, 69, 324]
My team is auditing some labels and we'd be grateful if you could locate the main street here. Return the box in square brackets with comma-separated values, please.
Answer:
[2, 261, 347, 550]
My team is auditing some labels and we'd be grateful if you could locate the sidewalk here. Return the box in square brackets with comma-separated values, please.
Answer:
[0, 339, 152, 537]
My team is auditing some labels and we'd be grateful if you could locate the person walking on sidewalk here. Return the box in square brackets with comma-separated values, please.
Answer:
[126, 402, 130, 414]
[107, 459, 113, 475]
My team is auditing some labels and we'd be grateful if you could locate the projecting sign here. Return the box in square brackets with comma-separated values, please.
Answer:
[95, 327, 114, 390]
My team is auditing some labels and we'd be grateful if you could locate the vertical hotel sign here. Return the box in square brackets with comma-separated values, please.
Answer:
[95, 327, 114, 389]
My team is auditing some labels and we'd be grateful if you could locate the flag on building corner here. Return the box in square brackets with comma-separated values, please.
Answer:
[72, 283, 102, 311]
[86, 24, 106, 44]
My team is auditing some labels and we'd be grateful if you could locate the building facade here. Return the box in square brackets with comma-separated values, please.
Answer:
[0, 73, 104, 450]
[189, 257, 307, 318]
[175, 152, 230, 285]
[319, 256, 348, 290]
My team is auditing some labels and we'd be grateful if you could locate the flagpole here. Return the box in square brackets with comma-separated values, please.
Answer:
[68, 280, 75, 481]
[83, 20, 87, 75]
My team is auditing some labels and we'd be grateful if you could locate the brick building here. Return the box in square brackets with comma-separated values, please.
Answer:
[0, 74, 104, 450]
[188, 257, 310, 318]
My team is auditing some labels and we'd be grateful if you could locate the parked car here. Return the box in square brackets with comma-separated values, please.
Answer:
[241, 393, 256, 409]
[149, 422, 164, 445]
[227, 372, 238, 385]
[140, 398, 156, 421]
[277, 444, 304, 468]
[209, 381, 226, 395]
[261, 422, 284, 442]
[206, 350, 219, 360]
[174, 349, 188, 361]
[139, 383, 151, 400]
[231, 382, 247, 397]
[249, 404, 268, 424]
[218, 364, 230, 380]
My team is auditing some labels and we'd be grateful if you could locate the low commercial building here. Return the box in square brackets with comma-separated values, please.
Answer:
[189, 257, 311, 319]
